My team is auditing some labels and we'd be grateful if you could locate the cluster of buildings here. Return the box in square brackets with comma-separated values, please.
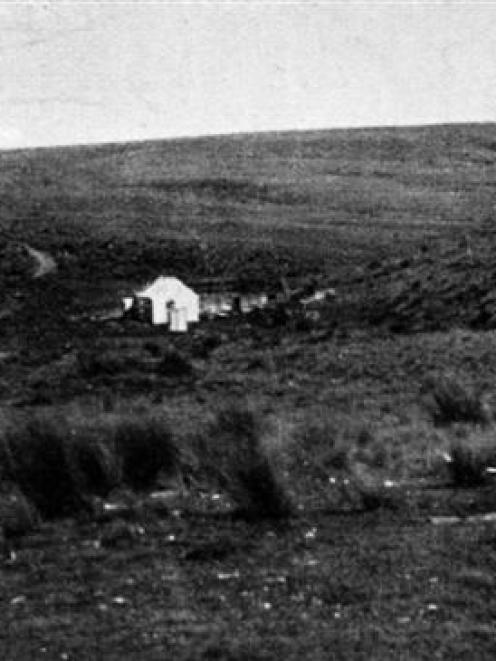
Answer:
[122, 276, 334, 333]
[122, 276, 270, 332]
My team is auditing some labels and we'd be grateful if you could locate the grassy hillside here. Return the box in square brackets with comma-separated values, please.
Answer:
[2, 123, 496, 289]
[4, 124, 496, 659]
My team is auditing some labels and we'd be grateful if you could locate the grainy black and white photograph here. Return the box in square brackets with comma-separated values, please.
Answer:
[2, 0, 496, 658]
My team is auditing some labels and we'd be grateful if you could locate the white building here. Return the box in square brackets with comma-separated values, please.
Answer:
[125, 276, 200, 330]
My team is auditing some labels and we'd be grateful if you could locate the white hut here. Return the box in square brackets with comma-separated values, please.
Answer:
[130, 276, 199, 328]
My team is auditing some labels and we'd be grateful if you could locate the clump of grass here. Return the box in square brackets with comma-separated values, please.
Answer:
[296, 414, 377, 475]
[67, 426, 119, 498]
[0, 410, 122, 519]
[78, 349, 128, 377]
[297, 414, 348, 470]
[0, 484, 39, 551]
[199, 406, 293, 520]
[143, 340, 162, 357]
[112, 414, 179, 491]
[294, 410, 405, 511]
[192, 333, 222, 359]
[157, 350, 193, 377]
[353, 438, 389, 470]
[343, 457, 405, 511]
[425, 376, 491, 427]
[445, 429, 496, 487]
[0, 406, 181, 520]
[448, 442, 489, 487]
[1, 412, 91, 518]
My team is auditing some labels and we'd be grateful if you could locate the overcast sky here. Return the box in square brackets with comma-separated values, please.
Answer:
[1, 1, 495, 149]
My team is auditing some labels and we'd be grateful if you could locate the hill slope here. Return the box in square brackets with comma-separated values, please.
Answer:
[1, 122, 496, 330]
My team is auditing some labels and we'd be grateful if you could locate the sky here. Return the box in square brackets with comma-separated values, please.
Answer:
[1, 1, 496, 149]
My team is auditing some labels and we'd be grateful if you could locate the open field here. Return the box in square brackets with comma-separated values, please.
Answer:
[2, 123, 496, 658]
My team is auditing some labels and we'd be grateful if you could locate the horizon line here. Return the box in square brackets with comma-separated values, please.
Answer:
[2, 119, 495, 155]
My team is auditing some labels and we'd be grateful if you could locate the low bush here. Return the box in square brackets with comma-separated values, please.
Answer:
[0, 408, 179, 519]
[78, 350, 129, 377]
[113, 414, 179, 491]
[198, 406, 292, 520]
[67, 430, 119, 498]
[143, 340, 162, 357]
[344, 458, 404, 511]
[192, 333, 222, 359]
[0, 484, 39, 548]
[425, 376, 491, 427]
[157, 350, 193, 377]
[297, 414, 351, 473]
[448, 442, 489, 487]
[446, 431, 496, 487]
[1, 412, 90, 518]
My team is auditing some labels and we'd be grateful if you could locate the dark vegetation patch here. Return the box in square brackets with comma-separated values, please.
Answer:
[192, 332, 223, 359]
[157, 350, 193, 378]
[424, 375, 491, 427]
[0, 403, 294, 525]
[441, 424, 496, 488]
[360, 232, 496, 333]
[448, 440, 495, 487]
[0, 412, 92, 518]
[0, 409, 179, 518]
[131, 177, 311, 206]
[113, 415, 178, 491]
[196, 406, 293, 520]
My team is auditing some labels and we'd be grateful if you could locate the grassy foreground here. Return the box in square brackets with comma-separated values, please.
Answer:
[3, 327, 496, 659]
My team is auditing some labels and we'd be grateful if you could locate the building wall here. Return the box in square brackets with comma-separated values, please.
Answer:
[145, 291, 199, 325]
[200, 292, 268, 318]
[151, 298, 169, 325]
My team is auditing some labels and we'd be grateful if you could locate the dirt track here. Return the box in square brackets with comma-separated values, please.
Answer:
[24, 245, 57, 278]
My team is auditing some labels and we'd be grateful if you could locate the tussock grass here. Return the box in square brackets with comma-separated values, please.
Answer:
[78, 349, 130, 377]
[0, 412, 92, 518]
[0, 484, 39, 550]
[157, 350, 193, 377]
[445, 426, 496, 487]
[198, 405, 293, 520]
[295, 411, 382, 475]
[448, 442, 489, 487]
[67, 426, 120, 498]
[296, 412, 350, 472]
[425, 376, 491, 427]
[112, 414, 179, 491]
[143, 340, 162, 357]
[0, 406, 180, 520]
[344, 459, 405, 512]
[192, 333, 222, 359]
[292, 408, 409, 511]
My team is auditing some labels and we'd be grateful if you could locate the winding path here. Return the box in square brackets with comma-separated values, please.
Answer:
[24, 244, 57, 278]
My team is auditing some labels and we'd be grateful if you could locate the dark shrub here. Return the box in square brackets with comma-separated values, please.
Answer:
[67, 434, 118, 498]
[157, 350, 193, 378]
[298, 415, 349, 471]
[0, 484, 39, 546]
[345, 458, 404, 511]
[356, 426, 374, 448]
[199, 406, 292, 520]
[0, 411, 121, 518]
[78, 350, 127, 377]
[3, 413, 88, 518]
[447, 438, 496, 487]
[425, 377, 491, 427]
[113, 415, 178, 491]
[143, 341, 162, 357]
[192, 333, 222, 359]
